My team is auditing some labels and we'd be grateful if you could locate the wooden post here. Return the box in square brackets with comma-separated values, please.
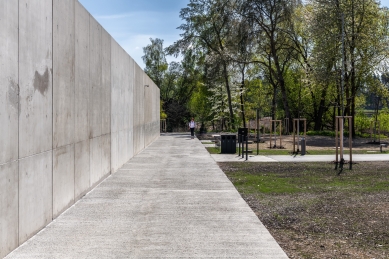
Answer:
[335, 116, 353, 169]
[269, 122, 272, 149]
[256, 109, 259, 155]
[340, 117, 344, 159]
[293, 120, 296, 153]
[280, 122, 282, 148]
[270, 120, 282, 148]
[335, 118, 338, 166]
[284, 118, 289, 135]
[293, 118, 307, 154]
[349, 117, 353, 169]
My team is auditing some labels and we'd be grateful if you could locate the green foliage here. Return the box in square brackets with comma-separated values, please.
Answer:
[142, 38, 208, 131]
[160, 101, 167, 120]
[355, 111, 371, 134]
[353, 109, 389, 135]
[142, 1, 389, 133]
[378, 109, 389, 133]
[142, 38, 168, 88]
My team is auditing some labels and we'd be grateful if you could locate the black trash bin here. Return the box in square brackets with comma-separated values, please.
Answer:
[221, 134, 236, 154]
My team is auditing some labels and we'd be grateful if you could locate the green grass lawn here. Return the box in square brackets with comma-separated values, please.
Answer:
[222, 162, 389, 195]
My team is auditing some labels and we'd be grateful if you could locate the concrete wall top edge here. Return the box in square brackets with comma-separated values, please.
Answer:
[76, 1, 158, 88]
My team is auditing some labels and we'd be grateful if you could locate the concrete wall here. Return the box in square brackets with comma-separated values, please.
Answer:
[0, 0, 19, 255]
[0, 0, 160, 257]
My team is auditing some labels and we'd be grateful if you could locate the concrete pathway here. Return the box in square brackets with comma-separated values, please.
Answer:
[5, 134, 289, 259]
[211, 153, 389, 163]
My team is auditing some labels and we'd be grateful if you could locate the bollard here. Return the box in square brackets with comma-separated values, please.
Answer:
[301, 137, 306, 155]
[238, 134, 241, 156]
[246, 135, 248, 161]
[241, 135, 244, 158]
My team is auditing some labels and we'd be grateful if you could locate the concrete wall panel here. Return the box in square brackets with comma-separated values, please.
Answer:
[110, 131, 119, 173]
[19, 151, 52, 244]
[133, 64, 143, 155]
[133, 64, 140, 128]
[144, 76, 152, 146]
[75, 139, 90, 201]
[18, 0, 53, 158]
[53, 145, 75, 218]
[0, 161, 18, 258]
[118, 49, 127, 132]
[145, 77, 151, 125]
[110, 40, 121, 171]
[75, 2, 90, 143]
[0, 1, 18, 165]
[140, 65, 145, 151]
[101, 29, 111, 135]
[119, 130, 129, 166]
[124, 56, 131, 131]
[101, 134, 111, 177]
[133, 129, 139, 156]
[110, 40, 120, 134]
[127, 129, 134, 160]
[128, 58, 135, 131]
[53, 0, 75, 148]
[89, 17, 102, 139]
[90, 137, 102, 187]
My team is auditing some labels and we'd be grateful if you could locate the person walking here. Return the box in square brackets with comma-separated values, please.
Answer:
[189, 118, 196, 139]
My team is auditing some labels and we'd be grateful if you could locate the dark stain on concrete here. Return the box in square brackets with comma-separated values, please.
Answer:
[34, 68, 50, 96]
[8, 78, 19, 112]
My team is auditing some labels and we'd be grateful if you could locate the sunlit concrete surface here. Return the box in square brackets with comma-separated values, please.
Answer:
[5, 134, 288, 259]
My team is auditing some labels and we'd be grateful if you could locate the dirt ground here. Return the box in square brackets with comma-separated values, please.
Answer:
[200, 133, 388, 152]
[218, 161, 389, 259]
[258, 134, 387, 151]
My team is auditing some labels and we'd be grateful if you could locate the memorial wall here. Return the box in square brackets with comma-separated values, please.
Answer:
[0, 1, 160, 257]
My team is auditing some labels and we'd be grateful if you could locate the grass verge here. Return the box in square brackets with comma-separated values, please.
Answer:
[206, 147, 387, 155]
[218, 162, 389, 259]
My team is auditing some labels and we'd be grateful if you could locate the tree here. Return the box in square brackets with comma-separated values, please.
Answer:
[167, 0, 238, 130]
[142, 38, 168, 88]
[308, 0, 389, 135]
[240, 0, 297, 130]
[145, 0, 389, 133]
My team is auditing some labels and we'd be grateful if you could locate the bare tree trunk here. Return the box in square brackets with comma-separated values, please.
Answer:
[223, 62, 235, 130]
[240, 67, 246, 128]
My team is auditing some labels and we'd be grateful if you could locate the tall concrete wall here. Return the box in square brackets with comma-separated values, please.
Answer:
[0, 0, 19, 255]
[0, 0, 160, 257]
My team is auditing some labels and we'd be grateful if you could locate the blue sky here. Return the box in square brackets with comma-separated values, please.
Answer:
[378, 0, 389, 9]
[78, 0, 190, 68]
[79, 0, 389, 69]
